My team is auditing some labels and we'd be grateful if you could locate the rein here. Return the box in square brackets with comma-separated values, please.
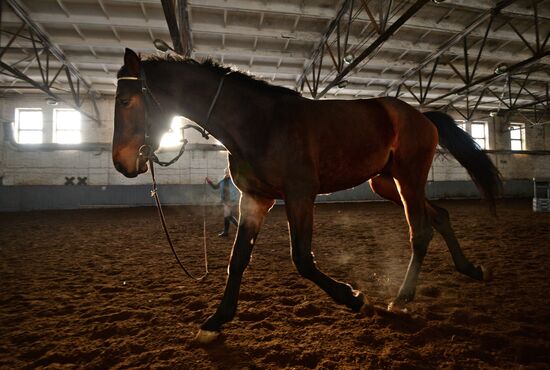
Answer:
[117, 66, 229, 281]
[140, 144, 209, 281]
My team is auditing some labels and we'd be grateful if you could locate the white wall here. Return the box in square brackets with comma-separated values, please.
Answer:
[1, 95, 549, 188]
[427, 114, 550, 182]
[0, 96, 229, 186]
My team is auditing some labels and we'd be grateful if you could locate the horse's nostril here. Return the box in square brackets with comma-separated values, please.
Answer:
[114, 161, 138, 178]
[114, 162, 126, 174]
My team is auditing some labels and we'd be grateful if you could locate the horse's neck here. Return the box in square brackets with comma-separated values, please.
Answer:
[154, 62, 271, 156]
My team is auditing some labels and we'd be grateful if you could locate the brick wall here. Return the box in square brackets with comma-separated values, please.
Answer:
[1, 95, 549, 192]
[0, 96, 229, 187]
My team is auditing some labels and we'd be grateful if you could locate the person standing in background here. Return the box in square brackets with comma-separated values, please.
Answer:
[206, 168, 239, 237]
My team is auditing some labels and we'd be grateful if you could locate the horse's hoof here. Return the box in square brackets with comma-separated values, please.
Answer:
[352, 290, 369, 312]
[359, 302, 375, 317]
[387, 301, 408, 314]
[352, 291, 373, 316]
[195, 329, 220, 344]
[481, 265, 493, 281]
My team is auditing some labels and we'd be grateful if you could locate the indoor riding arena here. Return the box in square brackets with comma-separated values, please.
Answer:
[1, 1, 550, 369]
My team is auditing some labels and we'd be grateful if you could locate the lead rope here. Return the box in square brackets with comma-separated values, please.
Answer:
[143, 145, 208, 281]
[128, 70, 228, 281]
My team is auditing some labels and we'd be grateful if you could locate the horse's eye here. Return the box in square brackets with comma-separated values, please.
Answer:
[118, 98, 130, 107]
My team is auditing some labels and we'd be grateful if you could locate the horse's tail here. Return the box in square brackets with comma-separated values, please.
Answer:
[423, 111, 502, 214]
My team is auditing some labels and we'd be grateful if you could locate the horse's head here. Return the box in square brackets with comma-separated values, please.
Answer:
[113, 48, 167, 177]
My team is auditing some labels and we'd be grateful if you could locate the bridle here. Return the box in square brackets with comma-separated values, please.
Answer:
[117, 67, 227, 167]
[116, 66, 229, 281]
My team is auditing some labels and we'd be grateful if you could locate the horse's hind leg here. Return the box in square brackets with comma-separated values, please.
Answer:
[196, 192, 274, 343]
[426, 201, 485, 280]
[389, 175, 434, 310]
[369, 175, 403, 205]
[285, 193, 366, 312]
[370, 176, 488, 309]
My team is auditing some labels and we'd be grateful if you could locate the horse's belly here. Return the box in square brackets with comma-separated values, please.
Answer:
[318, 170, 376, 194]
[317, 148, 390, 194]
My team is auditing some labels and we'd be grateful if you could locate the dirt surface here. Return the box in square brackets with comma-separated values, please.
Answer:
[1, 199, 549, 369]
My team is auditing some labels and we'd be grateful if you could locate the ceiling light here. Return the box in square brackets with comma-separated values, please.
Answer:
[343, 54, 354, 65]
[153, 39, 173, 52]
[489, 111, 499, 117]
[432, 0, 446, 3]
[494, 63, 509, 75]
[46, 97, 58, 105]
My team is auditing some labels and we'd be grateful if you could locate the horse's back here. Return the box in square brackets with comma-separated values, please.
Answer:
[292, 97, 438, 194]
[231, 95, 438, 197]
[295, 98, 397, 193]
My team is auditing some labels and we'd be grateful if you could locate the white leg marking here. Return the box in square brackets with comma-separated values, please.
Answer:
[195, 329, 220, 344]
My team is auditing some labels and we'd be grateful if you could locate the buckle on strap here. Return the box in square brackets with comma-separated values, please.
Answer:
[117, 76, 140, 81]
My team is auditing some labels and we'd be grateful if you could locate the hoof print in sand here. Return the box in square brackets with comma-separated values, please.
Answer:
[293, 302, 321, 318]
[419, 285, 441, 298]
[238, 309, 269, 322]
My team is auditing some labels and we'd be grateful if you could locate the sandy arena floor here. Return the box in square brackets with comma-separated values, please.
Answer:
[1, 199, 549, 369]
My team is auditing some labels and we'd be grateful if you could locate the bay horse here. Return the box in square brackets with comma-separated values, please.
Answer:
[112, 48, 501, 343]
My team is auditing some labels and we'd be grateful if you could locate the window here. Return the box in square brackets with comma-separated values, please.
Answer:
[14, 108, 43, 144]
[455, 120, 487, 149]
[159, 116, 185, 149]
[510, 123, 525, 151]
[470, 122, 487, 149]
[53, 109, 81, 144]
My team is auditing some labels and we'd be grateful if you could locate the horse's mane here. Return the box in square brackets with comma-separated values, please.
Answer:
[143, 53, 301, 97]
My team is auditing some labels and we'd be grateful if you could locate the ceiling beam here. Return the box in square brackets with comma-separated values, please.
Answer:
[313, 0, 431, 99]
[4, 51, 549, 89]
[4, 0, 96, 94]
[177, 0, 193, 56]
[3, 0, 100, 123]
[295, 0, 351, 95]
[383, 0, 517, 96]
[104, 0, 550, 21]
[161, 0, 184, 54]
[1, 9, 167, 29]
[3, 7, 543, 46]
[436, 0, 550, 21]
[187, 0, 338, 18]
[186, 0, 550, 21]
[426, 50, 550, 106]
[0, 60, 99, 122]
[2, 29, 538, 67]
[1, 26, 539, 71]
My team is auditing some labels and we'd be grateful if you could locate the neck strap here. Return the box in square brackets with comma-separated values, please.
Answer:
[204, 73, 228, 127]
[117, 72, 228, 128]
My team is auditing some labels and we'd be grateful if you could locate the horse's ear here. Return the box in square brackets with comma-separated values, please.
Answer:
[124, 48, 140, 75]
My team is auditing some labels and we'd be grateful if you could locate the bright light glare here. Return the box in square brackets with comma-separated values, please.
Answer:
[471, 123, 485, 138]
[511, 140, 522, 151]
[55, 109, 81, 144]
[18, 110, 42, 130]
[474, 138, 486, 149]
[510, 128, 522, 140]
[18, 131, 43, 144]
[159, 116, 185, 149]
[16, 109, 43, 144]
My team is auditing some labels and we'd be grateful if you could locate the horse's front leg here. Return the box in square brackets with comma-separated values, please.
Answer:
[196, 192, 274, 344]
[285, 192, 367, 312]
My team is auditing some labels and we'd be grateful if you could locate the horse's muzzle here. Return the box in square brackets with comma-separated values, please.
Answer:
[113, 157, 147, 178]
[114, 161, 135, 178]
